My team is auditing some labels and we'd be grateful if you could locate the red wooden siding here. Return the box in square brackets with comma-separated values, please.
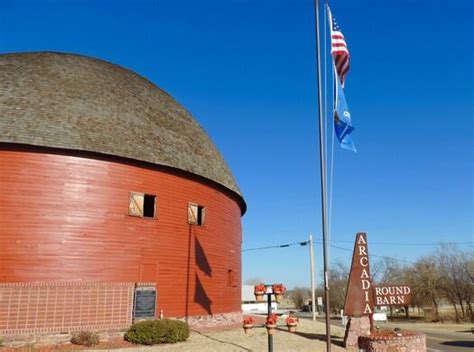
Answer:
[0, 149, 243, 318]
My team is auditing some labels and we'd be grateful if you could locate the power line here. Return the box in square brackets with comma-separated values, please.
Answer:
[315, 241, 416, 265]
[314, 238, 472, 246]
[242, 237, 472, 263]
[243, 239, 471, 252]
[243, 239, 416, 265]
[243, 238, 471, 251]
[242, 241, 309, 252]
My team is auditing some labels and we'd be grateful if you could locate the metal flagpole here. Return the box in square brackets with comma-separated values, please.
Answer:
[313, 0, 331, 351]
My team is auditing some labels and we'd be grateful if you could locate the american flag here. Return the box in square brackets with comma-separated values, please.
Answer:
[328, 7, 350, 86]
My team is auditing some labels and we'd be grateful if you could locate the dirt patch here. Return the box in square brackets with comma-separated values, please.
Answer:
[0, 338, 136, 352]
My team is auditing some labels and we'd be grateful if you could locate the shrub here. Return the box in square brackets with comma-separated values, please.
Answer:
[70, 331, 100, 346]
[124, 319, 190, 345]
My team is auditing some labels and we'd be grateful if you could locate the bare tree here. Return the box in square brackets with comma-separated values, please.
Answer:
[373, 257, 404, 284]
[289, 287, 311, 309]
[462, 253, 474, 321]
[436, 244, 474, 322]
[373, 257, 410, 319]
[405, 255, 442, 320]
[326, 260, 349, 314]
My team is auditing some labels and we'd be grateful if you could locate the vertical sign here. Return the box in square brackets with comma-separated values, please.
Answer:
[343, 232, 374, 316]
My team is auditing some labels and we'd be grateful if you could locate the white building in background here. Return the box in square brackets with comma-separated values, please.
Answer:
[241, 285, 278, 313]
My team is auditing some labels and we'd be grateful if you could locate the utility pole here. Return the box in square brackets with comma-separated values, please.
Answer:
[313, 0, 331, 351]
[309, 234, 316, 321]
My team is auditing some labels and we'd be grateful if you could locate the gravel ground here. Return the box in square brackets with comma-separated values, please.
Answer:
[89, 319, 346, 352]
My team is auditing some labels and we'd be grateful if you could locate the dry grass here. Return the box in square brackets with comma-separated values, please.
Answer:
[86, 318, 346, 352]
[1, 319, 346, 352]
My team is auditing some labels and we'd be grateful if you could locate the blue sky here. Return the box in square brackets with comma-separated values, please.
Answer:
[1, 0, 472, 288]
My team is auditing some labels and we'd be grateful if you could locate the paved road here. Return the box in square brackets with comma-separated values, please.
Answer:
[378, 322, 473, 352]
[419, 328, 473, 352]
[295, 313, 474, 352]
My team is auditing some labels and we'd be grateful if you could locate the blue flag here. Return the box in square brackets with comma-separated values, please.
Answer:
[334, 70, 356, 152]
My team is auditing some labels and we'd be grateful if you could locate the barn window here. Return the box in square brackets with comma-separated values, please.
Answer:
[188, 203, 205, 226]
[227, 269, 236, 287]
[129, 192, 156, 218]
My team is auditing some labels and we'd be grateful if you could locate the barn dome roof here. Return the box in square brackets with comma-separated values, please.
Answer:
[0, 52, 244, 204]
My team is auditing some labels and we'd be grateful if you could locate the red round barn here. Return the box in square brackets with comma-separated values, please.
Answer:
[0, 52, 245, 334]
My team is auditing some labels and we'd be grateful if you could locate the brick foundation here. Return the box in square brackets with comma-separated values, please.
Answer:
[1, 282, 242, 347]
[180, 311, 243, 330]
[0, 282, 135, 335]
[0, 329, 126, 348]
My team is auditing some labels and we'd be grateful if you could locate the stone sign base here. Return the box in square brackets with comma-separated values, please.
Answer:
[344, 316, 371, 351]
[359, 332, 426, 352]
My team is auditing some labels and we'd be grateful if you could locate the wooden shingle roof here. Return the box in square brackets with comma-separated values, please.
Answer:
[0, 52, 243, 201]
